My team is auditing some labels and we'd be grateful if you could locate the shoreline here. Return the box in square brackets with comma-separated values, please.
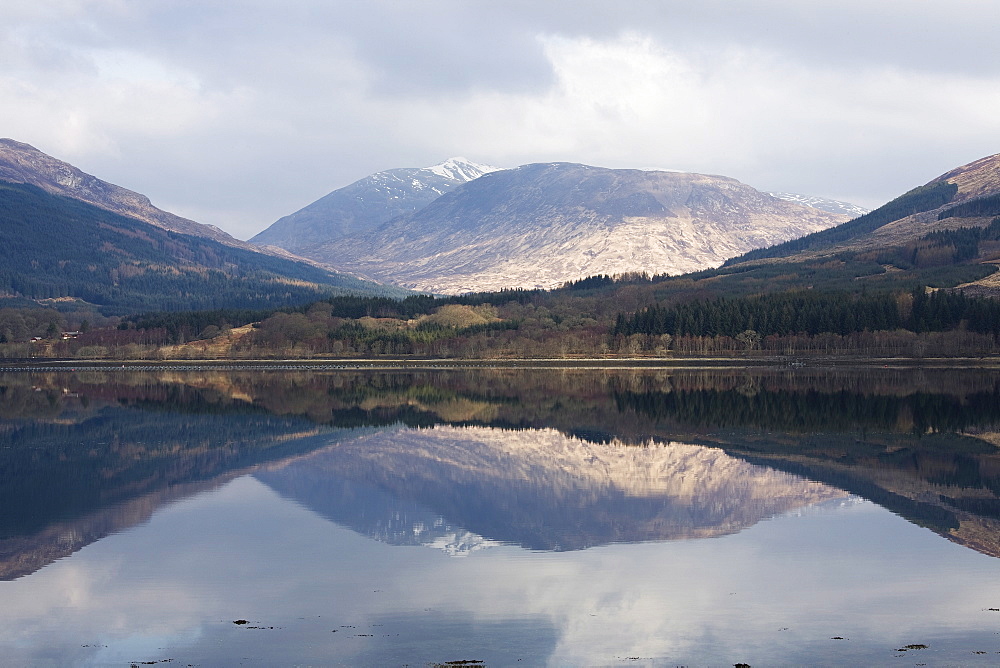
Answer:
[3, 355, 1000, 371]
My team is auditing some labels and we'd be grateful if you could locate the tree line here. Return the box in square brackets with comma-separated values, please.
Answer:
[613, 287, 1000, 339]
[938, 194, 1000, 220]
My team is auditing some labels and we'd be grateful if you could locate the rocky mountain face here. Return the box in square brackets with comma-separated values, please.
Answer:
[274, 162, 849, 294]
[0, 138, 256, 250]
[250, 157, 502, 253]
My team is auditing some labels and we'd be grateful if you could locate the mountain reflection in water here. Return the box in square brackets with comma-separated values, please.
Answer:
[1, 366, 1000, 577]
[256, 425, 847, 552]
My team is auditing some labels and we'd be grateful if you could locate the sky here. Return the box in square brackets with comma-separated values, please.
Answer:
[2, 0, 999, 240]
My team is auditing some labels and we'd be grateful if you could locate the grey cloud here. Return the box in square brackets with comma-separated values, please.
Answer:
[342, 2, 555, 97]
[2, 0, 999, 239]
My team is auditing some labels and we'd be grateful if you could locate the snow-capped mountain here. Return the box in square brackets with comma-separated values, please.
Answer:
[250, 157, 502, 253]
[291, 162, 850, 294]
[768, 192, 870, 217]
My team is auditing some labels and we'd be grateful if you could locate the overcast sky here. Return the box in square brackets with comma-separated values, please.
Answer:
[3, 0, 999, 240]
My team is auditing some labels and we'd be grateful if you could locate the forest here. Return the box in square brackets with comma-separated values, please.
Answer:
[613, 288, 1000, 339]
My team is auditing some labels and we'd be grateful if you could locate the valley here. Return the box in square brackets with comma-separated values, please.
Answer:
[0, 140, 999, 361]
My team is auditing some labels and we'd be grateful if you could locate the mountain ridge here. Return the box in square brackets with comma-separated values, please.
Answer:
[767, 192, 870, 217]
[0, 180, 405, 314]
[934, 152, 1000, 202]
[0, 138, 257, 250]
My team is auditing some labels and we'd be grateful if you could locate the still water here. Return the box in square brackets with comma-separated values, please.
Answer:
[3, 366, 1000, 666]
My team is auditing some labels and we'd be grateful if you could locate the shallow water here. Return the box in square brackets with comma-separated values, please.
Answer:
[3, 367, 1000, 666]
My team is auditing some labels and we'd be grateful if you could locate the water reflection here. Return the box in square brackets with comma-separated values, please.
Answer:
[257, 425, 847, 551]
[3, 367, 1000, 665]
[3, 367, 1000, 562]
[2, 476, 997, 667]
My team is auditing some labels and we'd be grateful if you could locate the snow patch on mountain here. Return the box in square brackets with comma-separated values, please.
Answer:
[427, 156, 503, 182]
[768, 192, 869, 218]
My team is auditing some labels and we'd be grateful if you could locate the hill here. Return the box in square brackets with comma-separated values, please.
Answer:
[0, 138, 255, 250]
[292, 162, 848, 294]
[728, 152, 1000, 267]
[0, 181, 405, 315]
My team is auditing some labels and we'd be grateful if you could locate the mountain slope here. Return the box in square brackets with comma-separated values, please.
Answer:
[295, 162, 849, 294]
[0, 138, 254, 249]
[935, 153, 1000, 202]
[729, 152, 1000, 267]
[251, 157, 502, 253]
[0, 181, 404, 314]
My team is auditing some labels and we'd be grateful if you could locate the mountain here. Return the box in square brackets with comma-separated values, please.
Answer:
[767, 192, 869, 217]
[282, 162, 849, 294]
[587, 155, 1000, 358]
[0, 138, 253, 250]
[250, 157, 502, 253]
[0, 180, 405, 314]
[0, 138, 411, 314]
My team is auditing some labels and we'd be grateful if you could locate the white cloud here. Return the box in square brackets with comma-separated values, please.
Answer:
[379, 31, 1000, 208]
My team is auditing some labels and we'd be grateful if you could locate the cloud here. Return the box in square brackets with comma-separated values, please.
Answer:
[385, 31, 1000, 203]
[0, 1, 998, 238]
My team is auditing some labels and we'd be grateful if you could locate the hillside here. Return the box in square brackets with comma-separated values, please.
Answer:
[0, 138, 254, 250]
[294, 162, 848, 294]
[0, 181, 405, 315]
[728, 152, 1000, 267]
[251, 157, 501, 253]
